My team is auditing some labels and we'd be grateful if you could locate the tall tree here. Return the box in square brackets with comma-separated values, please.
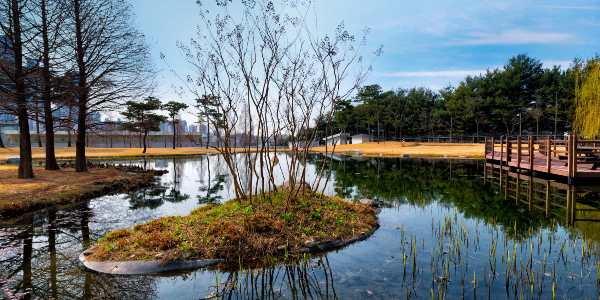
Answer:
[0, 0, 34, 178]
[66, 0, 151, 172]
[121, 97, 165, 154]
[162, 101, 188, 149]
[36, 0, 63, 170]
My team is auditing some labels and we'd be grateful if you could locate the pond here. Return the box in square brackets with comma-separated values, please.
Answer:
[1, 155, 600, 299]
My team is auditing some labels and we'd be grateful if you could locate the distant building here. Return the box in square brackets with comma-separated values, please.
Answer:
[351, 134, 371, 144]
[159, 121, 172, 133]
[322, 133, 350, 146]
[288, 140, 319, 149]
[179, 120, 188, 133]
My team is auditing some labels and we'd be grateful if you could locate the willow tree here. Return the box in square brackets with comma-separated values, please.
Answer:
[575, 60, 600, 138]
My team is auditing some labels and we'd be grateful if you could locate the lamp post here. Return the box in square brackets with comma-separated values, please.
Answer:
[517, 113, 522, 137]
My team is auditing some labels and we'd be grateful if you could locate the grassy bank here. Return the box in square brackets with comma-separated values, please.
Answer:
[85, 189, 378, 265]
[0, 166, 164, 216]
[311, 142, 485, 158]
[0, 147, 222, 162]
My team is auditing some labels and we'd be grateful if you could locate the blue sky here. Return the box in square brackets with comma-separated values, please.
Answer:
[129, 0, 599, 118]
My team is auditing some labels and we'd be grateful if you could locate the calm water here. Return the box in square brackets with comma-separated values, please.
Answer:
[1, 155, 600, 299]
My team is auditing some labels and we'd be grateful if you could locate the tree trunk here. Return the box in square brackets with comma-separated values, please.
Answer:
[143, 130, 148, 153]
[172, 119, 176, 149]
[206, 117, 210, 149]
[11, 0, 34, 179]
[35, 104, 43, 147]
[67, 107, 73, 147]
[74, 0, 88, 172]
[75, 102, 87, 172]
[41, 0, 59, 170]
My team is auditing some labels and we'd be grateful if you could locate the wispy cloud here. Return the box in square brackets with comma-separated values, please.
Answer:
[454, 30, 576, 45]
[543, 60, 573, 69]
[541, 5, 600, 11]
[382, 69, 487, 79]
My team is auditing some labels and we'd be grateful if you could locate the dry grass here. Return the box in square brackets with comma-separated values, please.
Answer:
[0, 167, 159, 215]
[88, 189, 378, 265]
[311, 142, 485, 158]
[0, 147, 221, 162]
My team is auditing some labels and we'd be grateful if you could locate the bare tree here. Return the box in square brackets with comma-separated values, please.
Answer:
[181, 0, 373, 201]
[0, 0, 35, 178]
[65, 0, 151, 172]
[31, 0, 65, 170]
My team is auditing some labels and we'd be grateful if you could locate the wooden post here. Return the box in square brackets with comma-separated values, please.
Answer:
[545, 181, 550, 217]
[500, 136, 505, 165]
[566, 186, 573, 225]
[567, 135, 573, 180]
[573, 134, 578, 179]
[499, 163, 502, 190]
[517, 136, 522, 169]
[515, 173, 520, 204]
[484, 137, 488, 157]
[507, 138, 512, 162]
[528, 136, 534, 173]
[528, 177, 533, 211]
[546, 137, 552, 173]
[491, 137, 495, 160]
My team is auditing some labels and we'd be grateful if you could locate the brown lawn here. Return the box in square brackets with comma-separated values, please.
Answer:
[0, 167, 159, 215]
[0, 147, 221, 162]
[311, 142, 485, 158]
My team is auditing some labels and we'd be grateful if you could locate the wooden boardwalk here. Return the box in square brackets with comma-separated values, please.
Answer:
[485, 135, 600, 182]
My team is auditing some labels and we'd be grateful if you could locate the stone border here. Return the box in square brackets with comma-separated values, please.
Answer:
[79, 252, 223, 275]
[301, 225, 379, 254]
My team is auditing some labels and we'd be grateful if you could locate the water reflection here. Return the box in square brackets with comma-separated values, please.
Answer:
[1, 155, 600, 299]
[0, 203, 157, 299]
[206, 257, 338, 300]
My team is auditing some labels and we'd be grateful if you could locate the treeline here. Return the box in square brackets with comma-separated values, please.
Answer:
[0, 0, 151, 178]
[330, 54, 591, 140]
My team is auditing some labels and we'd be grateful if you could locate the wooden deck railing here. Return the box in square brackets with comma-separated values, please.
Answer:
[484, 135, 600, 181]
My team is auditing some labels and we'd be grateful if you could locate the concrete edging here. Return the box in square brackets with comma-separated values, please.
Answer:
[79, 252, 223, 275]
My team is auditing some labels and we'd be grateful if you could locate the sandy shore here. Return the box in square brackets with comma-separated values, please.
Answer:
[0, 147, 221, 162]
[310, 142, 485, 158]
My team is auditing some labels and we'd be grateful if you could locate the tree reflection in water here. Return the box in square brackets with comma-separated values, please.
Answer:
[209, 256, 338, 300]
[0, 202, 158, 299]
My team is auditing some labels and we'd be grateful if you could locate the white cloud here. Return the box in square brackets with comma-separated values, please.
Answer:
[455, 30, 576, 45]
[541, 5, 600, 10]
[543, 60, 573, 69]
[382, 69, 487, 79]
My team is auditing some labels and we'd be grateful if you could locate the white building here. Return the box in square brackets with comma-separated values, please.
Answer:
[351, 134, 371, 144]
[322, 133, 350, 146]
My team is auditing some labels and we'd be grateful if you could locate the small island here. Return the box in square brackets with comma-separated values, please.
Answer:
[81, 188, 378, 273]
